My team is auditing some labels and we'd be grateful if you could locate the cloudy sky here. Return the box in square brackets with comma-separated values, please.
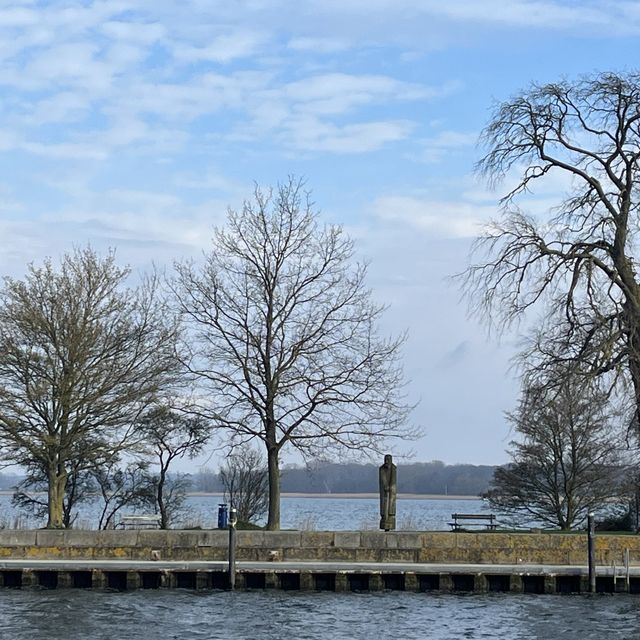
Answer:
[0, 0, 638, 466]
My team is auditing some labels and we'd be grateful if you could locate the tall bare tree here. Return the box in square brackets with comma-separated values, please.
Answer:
[172, 178, 416, 529]
[0, 248, 178, 528]
[487, 372, 624, 530]
[461, 72, 640, 428]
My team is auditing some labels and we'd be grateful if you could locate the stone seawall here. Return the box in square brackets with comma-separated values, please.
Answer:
[0, 530, 637, 565]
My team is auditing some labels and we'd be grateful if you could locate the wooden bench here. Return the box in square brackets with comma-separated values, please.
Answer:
[117, 514, 161, 530]
[448, 513, 497, 531]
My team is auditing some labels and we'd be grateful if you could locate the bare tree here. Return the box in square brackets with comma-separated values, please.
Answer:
[487, 372, 624, 530]
[0, 247, 178, 528]
[172, 178, 416, 529]
[135, 405, 210, 529]
[91, 460, 156, 530]
[219, 446, 269, 524]
[461, 72, 640, 428]
[12, 459, 94, 528]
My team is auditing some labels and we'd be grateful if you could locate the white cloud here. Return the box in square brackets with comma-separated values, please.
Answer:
[0, 131, 18, 151]
[174, 170, 248, 195]
[418, 130, 477, 163]
[233, 73, 449, 152]
[100, 20, 165, 44]
[98, 117, 148, 147]
[0, 7, 39, 28]
[21, 141, 108, 160]
[284, 119, 414, 153]
[0, 3, 460, 163]
[113, 71, 269, 123]
[310, 0, 640, 35]
[23, 187, 228, 262]
[21, 42, 115, 93]
[287, 36, 350, 53]
[283, 73, 432, 116]
[373, 163, 584, 243]
[26, 91, 92, 125]
[0, 182, 26, 214]
[426, 0, 621, 30]
[172, 31, 267, 64]
[372, 195, 489, 238]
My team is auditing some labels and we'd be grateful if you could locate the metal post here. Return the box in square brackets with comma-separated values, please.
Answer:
[587, 512, 596, 593]
[228, 507, 237, 590]
[625, 548, 630, 592]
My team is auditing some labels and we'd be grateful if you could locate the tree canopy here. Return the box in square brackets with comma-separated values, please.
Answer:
[462, 71, 640, 430]
[487, 372, 624, 530]
[0, 248, 178, 527]
[172, 178, 416, 529]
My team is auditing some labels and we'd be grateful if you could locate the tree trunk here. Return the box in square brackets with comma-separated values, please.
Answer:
[266, 446, 280, 530]
[620, 277, 640, 432]
[628, 333, 640, 433]
[157, 468, 168, 529]
[47, 466, 67, 529]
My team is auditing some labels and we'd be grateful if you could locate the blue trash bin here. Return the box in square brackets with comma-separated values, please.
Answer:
[218, 503, 228, 529]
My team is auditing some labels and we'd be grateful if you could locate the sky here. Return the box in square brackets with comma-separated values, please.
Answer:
[0, 0, 639, 468]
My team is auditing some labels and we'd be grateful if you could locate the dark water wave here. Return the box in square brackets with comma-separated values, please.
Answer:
[1, 590, 639, 640]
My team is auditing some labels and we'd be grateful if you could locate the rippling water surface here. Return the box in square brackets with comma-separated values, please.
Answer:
[2, 590, 639, 640]
[0, 494, 488, 530]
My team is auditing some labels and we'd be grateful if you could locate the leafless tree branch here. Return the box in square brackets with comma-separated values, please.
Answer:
[171, 178, 418, 529]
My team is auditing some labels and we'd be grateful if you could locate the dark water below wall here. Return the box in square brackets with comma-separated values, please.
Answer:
[1, 589, 639, 640]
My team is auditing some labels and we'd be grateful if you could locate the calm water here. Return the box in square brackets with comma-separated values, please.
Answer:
[1, 590, 639, 640]
[0, 494, 489, 530]
[224, 495, 488, 531]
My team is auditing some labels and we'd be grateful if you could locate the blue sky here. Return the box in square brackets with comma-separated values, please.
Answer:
[1, 0, 639, 466]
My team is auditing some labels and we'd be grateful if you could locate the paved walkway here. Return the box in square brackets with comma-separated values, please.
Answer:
[0, 559, 632, 576]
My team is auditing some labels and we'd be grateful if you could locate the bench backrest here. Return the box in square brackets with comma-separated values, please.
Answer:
[118, 514, 161, 529]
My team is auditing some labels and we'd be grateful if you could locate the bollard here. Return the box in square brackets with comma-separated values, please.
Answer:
[218, 503, 228, 529]
[228, 507, 237, 590]
[587, 512, 596, 593]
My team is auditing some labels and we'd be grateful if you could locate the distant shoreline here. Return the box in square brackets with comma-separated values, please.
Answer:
[0, 489, 481, 500]
[187, 492, 481, 500]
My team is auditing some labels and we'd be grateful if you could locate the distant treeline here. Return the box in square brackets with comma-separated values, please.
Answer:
[0, 473, 24, 491]
[191, 460, 496, 496]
